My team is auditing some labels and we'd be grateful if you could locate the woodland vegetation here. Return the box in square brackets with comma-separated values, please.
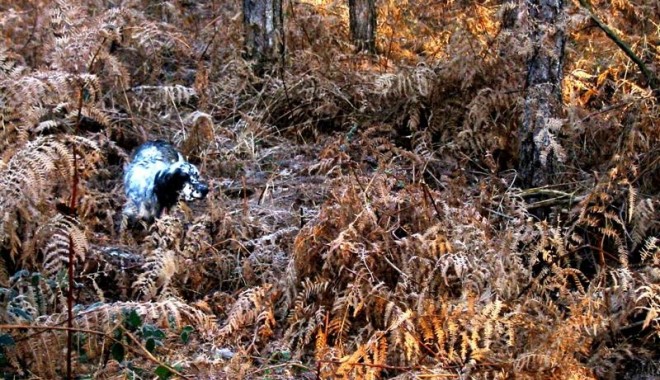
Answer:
[0, 0, 659, 379]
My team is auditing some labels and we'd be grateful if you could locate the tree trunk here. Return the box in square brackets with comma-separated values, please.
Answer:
[243, 0, 284, 73]
[349, 0, 376, 53]
[519, 0, 566, 188]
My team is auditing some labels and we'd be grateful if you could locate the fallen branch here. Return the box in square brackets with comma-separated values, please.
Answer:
[579, 0, 659, 97]
[515, 187, 585, 210]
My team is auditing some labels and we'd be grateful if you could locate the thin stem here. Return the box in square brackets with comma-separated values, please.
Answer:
[66, 36, 107, 380]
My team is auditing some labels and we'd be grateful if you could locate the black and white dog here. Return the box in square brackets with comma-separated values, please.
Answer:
[123, 140, 209, 222]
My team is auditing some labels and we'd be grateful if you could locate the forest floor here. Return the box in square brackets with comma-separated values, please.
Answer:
[1, 0, 659, 379]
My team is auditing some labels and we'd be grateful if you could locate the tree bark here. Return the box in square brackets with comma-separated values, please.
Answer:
[349, 0, 376, 53]
[243, 0, 284, 73]
[519, 0, 566, 188]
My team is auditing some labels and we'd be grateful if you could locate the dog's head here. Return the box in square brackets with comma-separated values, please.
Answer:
[153, 161, 209, 210]
[177, 162, 209, 201]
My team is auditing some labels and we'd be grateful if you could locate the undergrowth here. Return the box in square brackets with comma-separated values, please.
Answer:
[0, 0, 658, 378]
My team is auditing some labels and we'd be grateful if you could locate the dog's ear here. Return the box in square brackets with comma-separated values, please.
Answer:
[154, 167, 190, 208]
[156, 167, 190, 190]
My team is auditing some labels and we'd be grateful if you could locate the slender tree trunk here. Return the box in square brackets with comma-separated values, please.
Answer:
[243, 0, 284, 73]
[519, 0, 566, 188]
[349, 0, 376, 53]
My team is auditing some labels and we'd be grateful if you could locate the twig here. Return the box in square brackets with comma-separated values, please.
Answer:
[579, 101, 630, 123]
[66, 234, 75, 380]
[349, 165, 367, 195]
[515, 187, 584, 210]
[20, 5, 39, 53]
[317, 358, 459, 376]
[517, 188, 576, 198]
[248, 361, 314, 376]
[381, 251, 408, 280]
[197, 19, 220, 61]
[318, 358, 418, 371]
[632, 151, 660, 185]
[11, 304, 115, 344]
[382, 20, 395, 72]
[0, 324, 113, 338]
[421, 182, 443, 222]
[120, 326, 190, 379]
[526, 195, 584, 210]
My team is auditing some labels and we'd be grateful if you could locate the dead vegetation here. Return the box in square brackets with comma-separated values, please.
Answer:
[0, 0, 658, 378]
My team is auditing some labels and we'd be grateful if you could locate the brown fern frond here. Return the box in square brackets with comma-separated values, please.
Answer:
[631, 198, 656, 248]
[130, 85, 197, 107]
[639, 237, 658, 264]
[127, 20, 191, 55]
[0, 136, 99, 262]
[133, 247, 178, 300]
[283, 278, 330, 358]
[374, 64, 436, 100]
[0, 257, 8, 287]
[33, 214, 88, 277]
[218, 283, 274, 344]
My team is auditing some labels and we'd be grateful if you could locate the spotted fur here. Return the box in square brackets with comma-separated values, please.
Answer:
[123, 140, 209, 222]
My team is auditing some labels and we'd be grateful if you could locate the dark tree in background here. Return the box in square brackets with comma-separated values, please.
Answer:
[349, 0, 376, 53]
[519, 0, 566, 188]
[243, 0, 284, 72]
